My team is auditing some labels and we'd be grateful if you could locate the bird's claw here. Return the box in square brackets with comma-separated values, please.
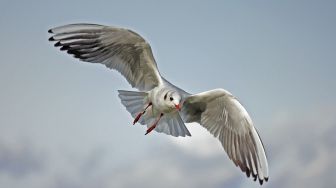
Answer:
[145, 124, 156, 135]
[144, 113, 163, 135]
[133, 103, 152, 125]
[133, 112, 143, 125]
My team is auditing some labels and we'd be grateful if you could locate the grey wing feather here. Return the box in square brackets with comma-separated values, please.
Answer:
[49, 23, 162, 91]
[181, 89, 269, 184]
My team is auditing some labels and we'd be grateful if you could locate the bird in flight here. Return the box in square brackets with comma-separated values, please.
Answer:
[48, 23, 269, 184]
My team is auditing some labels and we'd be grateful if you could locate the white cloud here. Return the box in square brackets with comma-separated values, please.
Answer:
[168, 123, 224, 157]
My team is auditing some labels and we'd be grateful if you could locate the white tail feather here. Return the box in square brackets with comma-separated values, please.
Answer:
[118, 90, 148, 123]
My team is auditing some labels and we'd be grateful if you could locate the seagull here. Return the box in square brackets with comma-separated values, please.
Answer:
[48, 23, 269, 184]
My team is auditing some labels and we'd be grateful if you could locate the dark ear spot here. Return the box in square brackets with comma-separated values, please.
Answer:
[164, 93, 167, 100]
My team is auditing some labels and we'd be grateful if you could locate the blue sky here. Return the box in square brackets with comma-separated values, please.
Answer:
[0, 0, 336, 188]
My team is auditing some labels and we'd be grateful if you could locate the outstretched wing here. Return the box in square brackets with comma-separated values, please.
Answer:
[181, 89, 269, 185]
[48, 23, 162, 91]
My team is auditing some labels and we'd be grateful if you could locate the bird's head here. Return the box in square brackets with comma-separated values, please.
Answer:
[163, 92, 182, 111]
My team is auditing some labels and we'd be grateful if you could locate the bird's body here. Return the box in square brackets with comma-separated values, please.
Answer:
[149, 85, 180, 113]
[48, 23, 269, 184]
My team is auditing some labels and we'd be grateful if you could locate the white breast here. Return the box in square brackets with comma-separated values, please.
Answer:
[149, 86, 175, 113]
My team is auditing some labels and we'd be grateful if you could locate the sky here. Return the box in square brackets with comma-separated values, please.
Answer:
[0, 0, 336, 188]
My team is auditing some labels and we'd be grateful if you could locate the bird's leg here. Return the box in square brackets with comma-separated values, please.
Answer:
[133, 102, 152, 125]
[145, 113, 163, 135]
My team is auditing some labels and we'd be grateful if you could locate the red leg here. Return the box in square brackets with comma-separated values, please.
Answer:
[133, 112, 143, 125]
[133, 102, 152, 125]
[145, 113, 163, 135]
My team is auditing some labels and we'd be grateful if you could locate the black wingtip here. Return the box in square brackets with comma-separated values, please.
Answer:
[73, 54, 82, 59]
[48, 37, 55, 41]
[54, 42, 61, 47]
[245, 170, 250, 178]
[259, 179, 263, 185]
[48, 29, 53, 33]
[265, 177, 269, 182]
[60, 46, 69, 51]
[253, 175, 257, 181]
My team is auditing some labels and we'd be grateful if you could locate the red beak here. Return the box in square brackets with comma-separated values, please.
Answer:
[175, 104, 181, 111]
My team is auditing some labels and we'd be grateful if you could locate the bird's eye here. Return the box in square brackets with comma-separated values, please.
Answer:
[169, 97, 173, 101]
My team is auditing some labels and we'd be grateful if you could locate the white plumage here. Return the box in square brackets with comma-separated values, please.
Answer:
[48, 23, 269, 184]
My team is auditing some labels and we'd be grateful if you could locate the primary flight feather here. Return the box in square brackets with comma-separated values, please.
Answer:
[48, 23, 269, 184]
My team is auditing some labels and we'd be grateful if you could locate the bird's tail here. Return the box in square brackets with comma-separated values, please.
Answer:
[118, 90, 149, 124]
